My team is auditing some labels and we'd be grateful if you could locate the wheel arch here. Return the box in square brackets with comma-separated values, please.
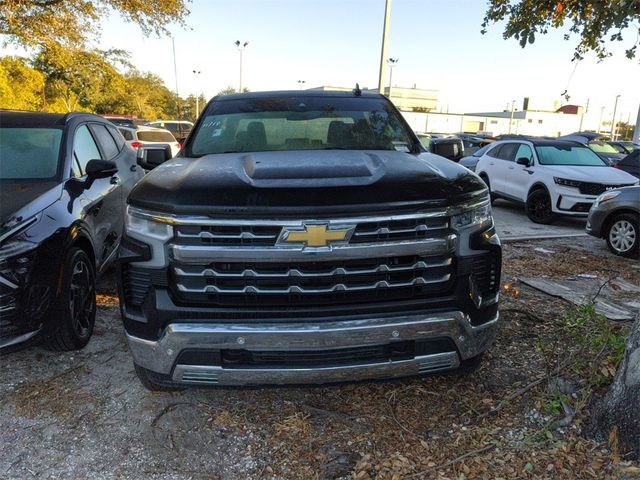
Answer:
[527, 181, 550, 198]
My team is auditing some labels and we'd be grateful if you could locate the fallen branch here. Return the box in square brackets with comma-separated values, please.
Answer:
[151, 402, 195, 429]
[408, 443, 497, 478]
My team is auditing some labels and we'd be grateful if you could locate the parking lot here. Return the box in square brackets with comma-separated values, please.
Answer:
[1, 205, 637, 479]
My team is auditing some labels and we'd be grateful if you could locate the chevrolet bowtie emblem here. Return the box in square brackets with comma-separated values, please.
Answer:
[279, 223, 355, 248]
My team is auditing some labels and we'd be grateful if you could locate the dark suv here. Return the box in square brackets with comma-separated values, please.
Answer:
[118, 91, 502, 390]
[0, 111, 142, 350]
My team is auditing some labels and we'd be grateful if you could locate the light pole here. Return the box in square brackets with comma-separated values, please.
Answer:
[192, 69, 201, 119]
[377, 0, 392, 94]
[598, 106, 605, 134]
[235, 40, 249, 93]
[387, 58, 398, 97]
[610, 94, 621, 140]
[508, 100, 516, 135]
[297, 80, 306, 90]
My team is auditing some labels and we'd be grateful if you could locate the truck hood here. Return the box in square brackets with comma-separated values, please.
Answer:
[0, 181, 61, 227]
[129, 150, 487, 216]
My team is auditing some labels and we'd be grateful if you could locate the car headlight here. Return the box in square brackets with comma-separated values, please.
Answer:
[594, 190, 621, 206]
[451, 202, 493, 230]
[554, 177, 581, 188]
[0, 215, 39, 259]
[125, 206, 174, 241]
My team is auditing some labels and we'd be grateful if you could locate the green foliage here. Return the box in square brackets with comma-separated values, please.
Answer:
[0, 56, 45, 110]
[0, 0, 190, 50]
[482, 1, 640, 60]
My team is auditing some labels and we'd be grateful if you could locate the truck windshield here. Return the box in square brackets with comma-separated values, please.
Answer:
[0, 127, 63, 180]
[188, 95, 417, 156]
[535, 145, 606, 166]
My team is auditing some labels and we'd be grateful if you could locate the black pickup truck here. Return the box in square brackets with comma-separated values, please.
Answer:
[118, 90, 502, 390]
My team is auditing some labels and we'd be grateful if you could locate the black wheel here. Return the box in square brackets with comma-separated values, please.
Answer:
[134, 363, 185, 392]
[526, 189, 555, 224]
[479, 174, 496, 203]
[605, 213, 639, 258]
[45, 248, 96, 351]
[459, 353, 484, 373]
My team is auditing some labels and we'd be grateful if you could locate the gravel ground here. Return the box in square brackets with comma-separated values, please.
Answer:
[1, 235, 638, 479]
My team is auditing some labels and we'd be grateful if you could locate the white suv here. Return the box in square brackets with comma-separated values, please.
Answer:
[475, 139, 638, 224]
[118, 126, 181, 158]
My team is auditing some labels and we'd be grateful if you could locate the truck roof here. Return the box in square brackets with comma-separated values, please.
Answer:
[215, 89, 383, 101]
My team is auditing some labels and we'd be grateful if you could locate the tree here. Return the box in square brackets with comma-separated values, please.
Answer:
[124, 70, 176, 120]
[216, 86, 250, 96]
[0, 0, 190, 49]
[0, 56, 45, 110]
[482, 1, 640, 60]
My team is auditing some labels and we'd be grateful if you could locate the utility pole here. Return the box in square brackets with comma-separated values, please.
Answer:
[633, 104, 640, 143]
[508, 100, 516, 135]
[235, 40, 249, 92]
[192, 69, 201, 119]
[579, 98, 589, 131]
[377, 0, 392, 94]
[387, 58, 398, 97]
[610, 94, 620, 140]
[598, 106, 605, 134]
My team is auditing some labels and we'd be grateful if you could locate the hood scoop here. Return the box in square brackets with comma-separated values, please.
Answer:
[241, 151, 385, 188]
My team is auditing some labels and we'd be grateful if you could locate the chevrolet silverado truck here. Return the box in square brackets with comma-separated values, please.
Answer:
[118, 90, 502, 390]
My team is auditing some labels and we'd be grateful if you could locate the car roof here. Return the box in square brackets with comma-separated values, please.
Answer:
[213, 90, 384, 101]
[0, 110, 112, 128]
[493, 138, 583, 148]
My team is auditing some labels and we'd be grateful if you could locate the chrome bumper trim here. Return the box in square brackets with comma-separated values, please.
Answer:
[126, 310, 498, 385]
[0, 328, 41, 350]
[172, 352, 460, 386]
[171, 235, 457, 263]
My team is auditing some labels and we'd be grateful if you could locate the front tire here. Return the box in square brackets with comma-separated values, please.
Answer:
[45, 248, 96, 351]
[526, 189, 555, 224]
[606, 213, 639, 258]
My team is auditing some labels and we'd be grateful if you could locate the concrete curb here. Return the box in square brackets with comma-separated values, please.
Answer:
[500, 233, 589, 243]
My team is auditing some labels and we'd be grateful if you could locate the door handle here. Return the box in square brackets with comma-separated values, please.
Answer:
[110, 175, 120, 185]
[130, 165, 137, 172]
[489, 162, 495, 166]
[508, 166, 515, 169]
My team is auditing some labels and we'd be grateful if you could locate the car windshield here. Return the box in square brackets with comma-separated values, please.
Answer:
[189, 95, 417, 156]
[535, 145, 606, 166]
[0, 127, 63, 180]
[137, 130, 176, 142]
[588, 141, 619, 154]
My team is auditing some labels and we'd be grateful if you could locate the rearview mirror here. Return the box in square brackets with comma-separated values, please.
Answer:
[137, 145, 173, 170]
[516, 157, 531, 167]
[86, 159, 118, 178]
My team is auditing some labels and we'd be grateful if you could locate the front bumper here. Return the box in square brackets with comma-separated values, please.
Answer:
[126, 309, 498, 386]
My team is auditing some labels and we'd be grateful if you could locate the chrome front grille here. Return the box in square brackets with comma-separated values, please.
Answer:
[166, 210, 459, 308]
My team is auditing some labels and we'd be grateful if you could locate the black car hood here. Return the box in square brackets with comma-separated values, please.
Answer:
[129, 150, 487, 216]
[0, 181, 61, 226]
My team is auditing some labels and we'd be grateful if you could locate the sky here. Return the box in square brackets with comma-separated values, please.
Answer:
[6, 0, 640, 125]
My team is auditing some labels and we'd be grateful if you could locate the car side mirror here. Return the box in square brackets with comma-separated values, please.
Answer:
[516, 157, 531, 167]
[86, 159, 118, 178]
[137, 145, 173, 170]
[430, 138, 464, 162]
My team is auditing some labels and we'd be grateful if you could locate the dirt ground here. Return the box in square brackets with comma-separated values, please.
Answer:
[1, 236, 639, 479]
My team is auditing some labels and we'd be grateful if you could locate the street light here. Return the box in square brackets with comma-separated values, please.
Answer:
[387, 58, 399, 97]
[192, 69, 201, 118]
[611, 94, 621, 140]
[235, 40, 249, 93]
[297, 80, 306, 90]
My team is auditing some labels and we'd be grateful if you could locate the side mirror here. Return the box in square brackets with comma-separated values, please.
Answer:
[137, 145, 173, 170]
[516, 157, 531, 167]
[430, 138, 464, 162]
[86, 159, 118, 178]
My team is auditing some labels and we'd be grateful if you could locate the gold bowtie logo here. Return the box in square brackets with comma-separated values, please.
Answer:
[281, 224, 354, 248]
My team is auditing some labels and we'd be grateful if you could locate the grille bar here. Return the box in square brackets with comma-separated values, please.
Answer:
[174, 257, 452, 279]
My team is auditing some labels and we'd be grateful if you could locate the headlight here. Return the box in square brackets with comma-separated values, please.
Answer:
[0, 216, 39, 259]
[554, 177, 581, 188]
[451, 202, 492, 230]
[125, 207, 173, 241]
[594, 190, 621, 206]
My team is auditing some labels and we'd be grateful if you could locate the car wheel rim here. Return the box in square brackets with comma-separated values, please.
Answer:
[609, 220, 636, 253]
[69, 259, 94, 338]
[528, 194, 550, 220]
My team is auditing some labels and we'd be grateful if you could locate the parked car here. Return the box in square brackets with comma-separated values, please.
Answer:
[557, 132, 625, 165]
[609, 141, 640, 154]
[118, 126, 181, 158]
[458, 135, 493, 157]
[416, 134, 464, 162]
[103, 116, 148, 128]
[474, 139, 638, 224]
[0, 111, 143, 350]
[146, 120, 193, 143]
[586, 186, 639, 258]
[119, 90, 501, 390]
[615, 149, 640, 178]
[458, 143, 493, 172]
